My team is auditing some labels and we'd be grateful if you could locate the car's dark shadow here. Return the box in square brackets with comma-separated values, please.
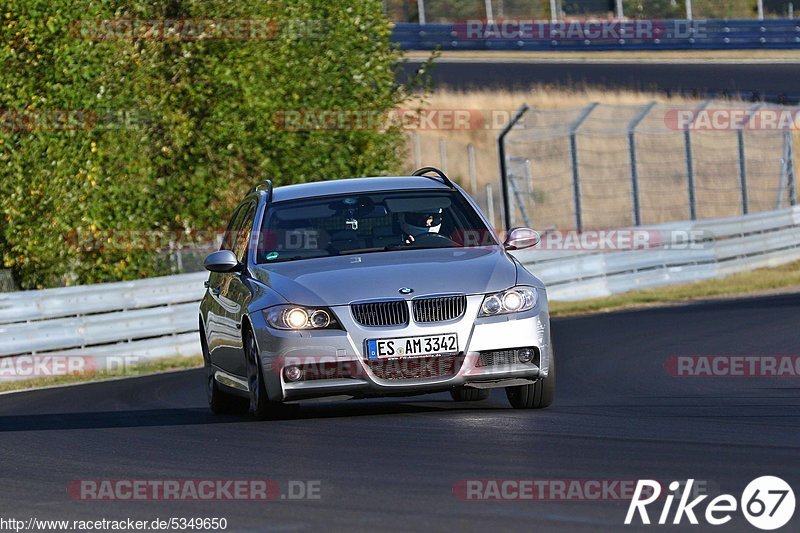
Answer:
[287, 397, 508, 421]
[0, 398, 509, 432]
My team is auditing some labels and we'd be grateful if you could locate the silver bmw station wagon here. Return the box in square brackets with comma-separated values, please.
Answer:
[199, 167, 554, 419]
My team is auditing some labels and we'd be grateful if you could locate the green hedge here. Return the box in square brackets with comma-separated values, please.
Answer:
[0, 0, 408, 289]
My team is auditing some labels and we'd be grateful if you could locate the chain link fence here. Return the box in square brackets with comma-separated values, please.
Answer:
[502, 101, 798, 230]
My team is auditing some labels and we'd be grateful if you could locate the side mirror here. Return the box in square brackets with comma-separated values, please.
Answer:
[503, 227, 540, 251]
[204, 250, 243, 273]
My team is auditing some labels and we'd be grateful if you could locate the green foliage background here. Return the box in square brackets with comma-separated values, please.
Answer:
[0, 0, 407, 289]
[623, 1, 758, 19]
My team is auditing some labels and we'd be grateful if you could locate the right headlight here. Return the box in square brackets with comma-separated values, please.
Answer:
[478, 287, 538, 317]
[264, 305, 340, 330]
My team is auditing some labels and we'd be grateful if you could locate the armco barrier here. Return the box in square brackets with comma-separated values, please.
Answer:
[515, 206, 800, 300]
[391, 20, 800, 51]
[0, 272, 206, 362]
[0, 207, 798, 379]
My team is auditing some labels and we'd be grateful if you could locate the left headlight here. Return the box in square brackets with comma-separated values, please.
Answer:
[264, 305, 340, 330]
[479, 287, 538, 317]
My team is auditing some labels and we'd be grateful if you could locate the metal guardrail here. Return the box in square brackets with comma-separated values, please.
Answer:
[0, 272, 206, 360]
[391, 20, 800, 50]
[514, 206, 800, 300]
[0, 206, 798, 371]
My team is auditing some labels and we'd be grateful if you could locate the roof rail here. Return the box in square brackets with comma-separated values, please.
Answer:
[411, 167, 456, 189]
[249, 180, 273, 201]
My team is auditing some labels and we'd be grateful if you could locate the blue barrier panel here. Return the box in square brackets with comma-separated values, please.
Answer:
[391, 20, 800, 51]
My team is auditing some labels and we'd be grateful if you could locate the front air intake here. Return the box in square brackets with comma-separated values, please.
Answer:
[412, 295, 467, 323]
[351, 300, 409, 327]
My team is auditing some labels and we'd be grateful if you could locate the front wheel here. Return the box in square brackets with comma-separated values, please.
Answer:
[201, 324, 247, 414]
[244, 327, 285, 420]
[506, 347, 555, 409]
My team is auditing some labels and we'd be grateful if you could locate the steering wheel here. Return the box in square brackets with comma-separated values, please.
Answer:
[410, 233, 456, 248]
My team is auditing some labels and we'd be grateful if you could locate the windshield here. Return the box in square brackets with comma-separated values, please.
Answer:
[255, 190, 496, 264]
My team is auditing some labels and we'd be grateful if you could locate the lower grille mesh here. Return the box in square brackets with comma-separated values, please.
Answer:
[475, 349, 518, 367]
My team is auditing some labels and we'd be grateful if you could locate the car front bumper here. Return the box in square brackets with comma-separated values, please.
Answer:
[251, 295, 552, 402]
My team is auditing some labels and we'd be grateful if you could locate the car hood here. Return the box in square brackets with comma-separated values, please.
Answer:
[251, 247, 518, 307]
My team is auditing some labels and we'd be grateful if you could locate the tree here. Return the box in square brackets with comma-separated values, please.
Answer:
[0, 0, 408, 288]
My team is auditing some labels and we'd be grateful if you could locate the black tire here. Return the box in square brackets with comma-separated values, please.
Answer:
[450, 387, 491, 401]
[201, 323, 248, 415]
[243, 326, 284, 420]
[506, 348, 556, 409]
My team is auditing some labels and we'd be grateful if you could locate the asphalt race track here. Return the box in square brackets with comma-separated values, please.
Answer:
[399, 59, 800, 103]
[1, 292, 798, 532]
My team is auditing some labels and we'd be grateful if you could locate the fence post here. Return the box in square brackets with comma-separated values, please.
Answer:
[498, 104, 529, 232]
[508, 157, 532, 228]
[785, 130, 798, 206]
[737, 103, 762, 215]
[439, 138, 448, 174]
[417, 0, 426, 24]
[484, 0, 494, 22]
[684, 100, 710, 221]
[486, 183, 496, 229]
[777, 140, 786, 209]
[615, 0, 624, 19]
[523, 158, 533, 197]
[549, 0, 558, 21]
[686, 0, 693, 20]
[627, 101, 656, 226]
[412, 132, 421, 168]
[568, 102, 598, 232]
[468, 143, 477, 197]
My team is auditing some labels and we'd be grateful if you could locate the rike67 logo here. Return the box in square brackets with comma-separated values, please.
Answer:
[626, 477, 795, 530]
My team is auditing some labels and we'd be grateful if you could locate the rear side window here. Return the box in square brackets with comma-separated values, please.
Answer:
[220, 206, 245, 252]
[233, 203, 256, 262]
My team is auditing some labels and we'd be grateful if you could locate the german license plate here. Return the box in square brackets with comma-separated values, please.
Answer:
[366, 333, 458, 359]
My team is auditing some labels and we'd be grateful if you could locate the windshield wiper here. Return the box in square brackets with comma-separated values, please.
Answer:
[335, 247, 391, 257]
[383, 243, 411, 251]
[261, 254, 327, 264]
[383, 243, 454, 251]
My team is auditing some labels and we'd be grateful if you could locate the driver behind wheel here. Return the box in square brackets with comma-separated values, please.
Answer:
[400, 209, 443, 244]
